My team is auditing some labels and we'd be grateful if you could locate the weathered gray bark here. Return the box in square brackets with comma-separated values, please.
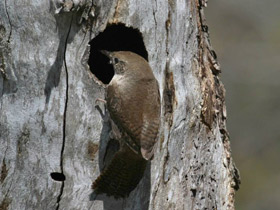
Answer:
[0, 0, 239, 210]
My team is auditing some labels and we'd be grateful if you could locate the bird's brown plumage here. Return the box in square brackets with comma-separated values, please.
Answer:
[92, 51, 160, 198]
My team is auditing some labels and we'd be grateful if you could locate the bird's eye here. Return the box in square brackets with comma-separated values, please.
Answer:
[114, 58, 119, 64]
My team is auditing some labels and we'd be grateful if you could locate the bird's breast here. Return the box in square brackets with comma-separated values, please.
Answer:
[110, 75, 134, 94]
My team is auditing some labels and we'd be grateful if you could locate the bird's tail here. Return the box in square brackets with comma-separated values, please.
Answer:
[92, 145, 147, 199]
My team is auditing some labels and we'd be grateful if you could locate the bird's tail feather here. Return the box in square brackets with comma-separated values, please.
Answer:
[92, 146, 147, 199]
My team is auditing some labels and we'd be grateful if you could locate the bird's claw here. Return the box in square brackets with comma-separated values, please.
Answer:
[95, 98, 107, 104]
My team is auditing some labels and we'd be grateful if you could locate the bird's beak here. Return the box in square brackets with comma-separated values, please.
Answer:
[100, 50, 111, 58]
[100, 50, 114, 65]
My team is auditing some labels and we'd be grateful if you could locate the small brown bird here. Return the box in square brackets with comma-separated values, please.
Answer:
[92, 51, 161, 198]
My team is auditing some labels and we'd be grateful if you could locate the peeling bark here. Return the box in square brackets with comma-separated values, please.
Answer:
[0, 0, 239, 209]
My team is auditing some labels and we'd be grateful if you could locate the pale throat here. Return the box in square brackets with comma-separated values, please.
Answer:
[111, 74, 132, 92]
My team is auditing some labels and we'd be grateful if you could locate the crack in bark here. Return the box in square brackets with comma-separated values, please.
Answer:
[152, 0, 158, 44]
[152, 131, 171, 208]
[0, 158, 8, 183]
[4, 0, 12, 42]
[55, 14, 73, 210]
[165, 5, 170, 57]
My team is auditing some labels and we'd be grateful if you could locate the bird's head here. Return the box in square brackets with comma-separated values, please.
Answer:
[100, 50, 150, 77]
[101, 50, 128, 75]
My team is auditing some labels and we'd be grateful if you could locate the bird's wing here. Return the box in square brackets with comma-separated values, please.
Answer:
[107, 80, 160, 159]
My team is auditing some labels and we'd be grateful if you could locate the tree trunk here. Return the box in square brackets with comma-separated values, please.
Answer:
[0, 0, 240, 209]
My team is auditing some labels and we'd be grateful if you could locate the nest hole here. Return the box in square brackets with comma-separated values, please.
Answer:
[88, 24, 148, 84]
[50, 172, 66, 181]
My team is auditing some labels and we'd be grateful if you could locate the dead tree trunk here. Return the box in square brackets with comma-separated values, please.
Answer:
[0, 0, 240, 209]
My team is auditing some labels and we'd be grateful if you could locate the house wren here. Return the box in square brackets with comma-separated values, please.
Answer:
[92, 51, 161, 198]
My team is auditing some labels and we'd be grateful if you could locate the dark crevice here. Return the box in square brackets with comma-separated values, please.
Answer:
[152, 0, 158, 43]
[191, 188, 197, 197]
[233, 167, 241, 190]
[163, 68, 175, 128]
[88, 23, 148, 84]
[55, 14, 73, 210]
[1, 1, 17, 97]
[162, 130, 172, 184]
[0, 158, 8, 183]
[4, 0, 12, 42]
[55, 181, 64, 210]
[51, 172, 66, 181]
[165, 3, 171, 57]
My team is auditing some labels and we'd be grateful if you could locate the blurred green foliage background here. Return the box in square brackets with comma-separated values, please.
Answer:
[206, 0, 280, 209]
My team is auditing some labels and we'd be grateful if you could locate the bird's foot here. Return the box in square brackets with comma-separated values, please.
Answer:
[95, 98, 107, 104]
